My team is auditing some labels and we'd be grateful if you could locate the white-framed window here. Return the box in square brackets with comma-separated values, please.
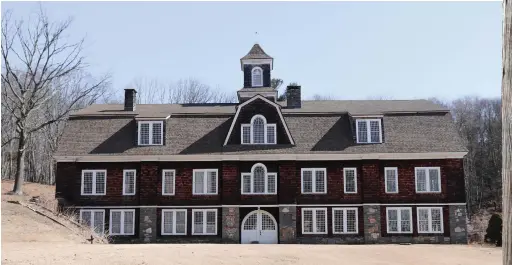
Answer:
[301, 208, 328, 234]
[193, 169, 218, 195]
[301, 168, 327, 194]
[123, 170, 136, 195]
[332, 208, 358, 234]
[109, 209, 135, 235]
[138, 120, 163, 146]
[415, 167, 441, 193]
[356, 119, 382, 143]
[417, 207, 444, 233]
[251, 66, 263, 87]
[79, 209, 105, 235]
[343, 168, 357, 194]
[81, 170, 106, 195]
[384, 167, 398, 194]
[192, 209, 217, 235]
[161, 209, 187, 235]
[386, 207, 413, 234]
[162, 170, 176, 195]
[241, 115, 277, 145]
[241, 163, 277, 195]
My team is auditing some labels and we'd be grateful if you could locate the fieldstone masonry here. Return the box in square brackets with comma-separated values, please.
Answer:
[222, 207, 240, 243]
[279, 206, 296, 243]
[139, 208, 157, 243]
[449, 205, 468, 244]
[363, 205, 381, 244]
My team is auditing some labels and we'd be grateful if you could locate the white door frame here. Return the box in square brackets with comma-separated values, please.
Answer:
[241, 209, 278, 244]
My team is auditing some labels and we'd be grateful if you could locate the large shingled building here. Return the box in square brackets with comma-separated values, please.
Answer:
[55, 44, 468, 244]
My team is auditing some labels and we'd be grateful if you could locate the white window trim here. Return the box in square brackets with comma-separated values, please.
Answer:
[301, 208, 328, 235]
[300, 168, 327, 194]
[343, 168, 358, 194]
[241, 163, 278, 195]
[161, 209, 187, 235]
[109, 209, 136, 236]
[355, 119, 382, 144]
[415, 167, 442, 193]
[332, 207, 359, 234]
[122, 169, 136, 195]
[79, 209, 105, 235]
[251, 66, 263, 87]
[386, 207, 413, 234]
[241, 115, 277, 145]
[137, 120, 164, 146]
[191, 209, 218, 235]
[417, 207, 444, 234]
[162, 169, 176, 196]
[384, 167, 399, 194]
[192, 169, 218, 195]
[81, 170, 107, 196]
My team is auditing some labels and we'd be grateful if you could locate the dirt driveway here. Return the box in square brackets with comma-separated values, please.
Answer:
[1, 242, 502, 265]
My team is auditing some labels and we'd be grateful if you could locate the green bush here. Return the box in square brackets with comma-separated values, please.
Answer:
[484, 214, 502, 246]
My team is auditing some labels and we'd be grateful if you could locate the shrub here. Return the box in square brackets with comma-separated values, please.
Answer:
[484, 213, 502, 246]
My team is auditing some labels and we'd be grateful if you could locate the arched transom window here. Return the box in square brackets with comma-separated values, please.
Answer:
[241, 115, 276, 145]
[251, 67, 263, 87]
[241, 163, 277, 195]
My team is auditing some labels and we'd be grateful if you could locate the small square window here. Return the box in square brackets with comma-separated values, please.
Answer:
[138, 121, 164, 146]
[356, 119, 382, 143]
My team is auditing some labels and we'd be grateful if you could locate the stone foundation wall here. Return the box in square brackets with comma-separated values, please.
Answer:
[363, 205, 381, 244]
[449, 205, 468, 244]
[139, 208, 157, 243]
[297, 236, 364, 244]
[279, 206, 296, 243]
[222, 207, 240, 243]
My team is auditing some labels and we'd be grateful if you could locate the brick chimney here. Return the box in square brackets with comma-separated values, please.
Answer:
[286, 85, 301, 108]
[124, 88, 137, 111]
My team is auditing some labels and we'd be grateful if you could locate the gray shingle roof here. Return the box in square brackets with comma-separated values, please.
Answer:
[70, 99, 449, 118]
[56, 111, 466, 157]
[241, 44, 273, 60]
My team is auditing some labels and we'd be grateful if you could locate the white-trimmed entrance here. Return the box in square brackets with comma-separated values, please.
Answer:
[241, 210, 278, 244]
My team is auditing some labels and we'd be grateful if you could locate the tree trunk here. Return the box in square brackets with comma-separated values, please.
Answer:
[503, 0, 512, 263]
[12, 130, 26, 195]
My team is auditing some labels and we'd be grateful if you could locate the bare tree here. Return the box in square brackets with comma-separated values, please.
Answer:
[1, 9, 110, 194]
[130, 77, 235, 104]
[502, 0, 512, 262]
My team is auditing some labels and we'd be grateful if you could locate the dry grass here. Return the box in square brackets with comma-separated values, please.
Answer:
[1, 180, 110, 244]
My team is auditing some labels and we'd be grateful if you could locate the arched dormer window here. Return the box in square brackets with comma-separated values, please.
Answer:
[241, 163, 277, 194]
[251, 67, 263, 87]
[241, 115, 276, 145]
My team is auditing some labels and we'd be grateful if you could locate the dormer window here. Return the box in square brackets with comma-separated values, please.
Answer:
[251, 67, 263, 87]
[138, 121, 163, 146]
[241, 115, 276, 144]
[356, 119, 382, 144]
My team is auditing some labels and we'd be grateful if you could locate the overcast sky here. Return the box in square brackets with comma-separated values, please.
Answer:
[2, 2, 502, 101]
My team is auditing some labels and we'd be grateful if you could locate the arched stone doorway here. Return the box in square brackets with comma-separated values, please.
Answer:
[241, 210, 278, 244]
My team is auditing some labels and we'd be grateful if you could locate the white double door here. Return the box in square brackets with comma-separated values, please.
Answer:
[241, 210, 278, 244]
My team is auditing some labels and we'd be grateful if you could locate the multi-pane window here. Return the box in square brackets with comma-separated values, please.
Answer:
[417, 207, 444, 233]
[356, 119, 382, 143]
[162, 170, 175, 195]
[386, 207, 413, 233]
[81, 170, 106, 195]
[385, 167, 398, 193]
[241, 163, 277, 195]
[251, 67, 263, 87]
[332, 208, 358, 234]
[301, 208, 327, 234]
[415, 167, 441, 193]
[192, 209, 217, 235]
[138, 121, 164, 146]
[301, 168, 327, 194]
[79, 209, 105, 235]
[123, 170, 136, 195]
[193, 169, 218, 195]
[343, 168, 357, 193]
[161, 209, 187, 235]
[109, 209, 135, 235]
[241, 115, 277, 145]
